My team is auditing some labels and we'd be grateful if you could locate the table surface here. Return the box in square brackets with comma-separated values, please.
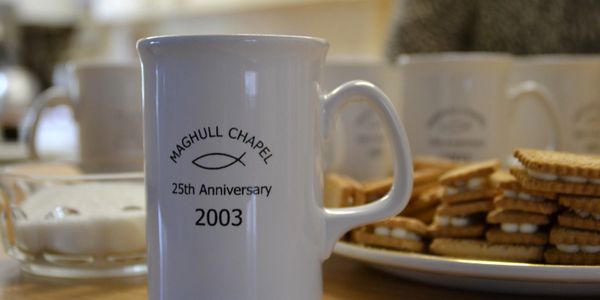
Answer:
[0, 249, 583, 300]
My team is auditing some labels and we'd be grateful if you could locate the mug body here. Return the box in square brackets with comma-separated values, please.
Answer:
[398, 53, 512, 161]
[511, 55, 600, 154]
[323, 58, 397, 180]
[138, 35, 329, 300]
[72, 61, 144, 172]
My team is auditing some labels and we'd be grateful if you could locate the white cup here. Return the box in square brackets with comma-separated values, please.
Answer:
[138, 35, 413, 300]
[511, 55, 600, 154]
[323, 58, 399, 180]
[21, 61, 143, 173]
[398, 53, 560, 161]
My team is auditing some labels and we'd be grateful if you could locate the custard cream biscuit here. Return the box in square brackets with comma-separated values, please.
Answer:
[514, 148, 600, 179]
[323, 173, 362, 208]
[427, 224, 485, 238]
[410, 168, 447, 199]
[436, 199, 494, 217]
[411, 181, 440, 198]
[511, 168, 600, 197]
[419, 185, 444, 202]
[493, 171, 557, 200]
[441, 188, 499, 204]
[485, 209, 549, 247]
[401, 197, 438, 217]
[429, 199, 491, 238]
[429, 201, 493, 238]
[490, 170, 515, 188]
[352, 217, 427, 252]
[413, 156, 462, 172]
[439, 160, 500, 203]
[493, 196, 559, 215]
[486, 208, 550, 226]
[402, 187, 442, 216]
[413, 168, 446, 186]
[547, 226, 600, 264]
[408, 206, 436, 224]
[559, 196, 600, 215]
[356, 169, 445, 205]
[549, 226, 600, 245]
[355, 177, 392, 205]
[486, 228, 548, 246]
[374, 216, 428, 235]
[439, 159, 500, 186]
[430, 238, 543, 262]
[558, 211, 600, 232]
[544, 248, 600, 265]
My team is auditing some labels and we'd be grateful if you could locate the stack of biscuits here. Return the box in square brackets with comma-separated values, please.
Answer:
[326, 150, 600, 265]
[483, 171, 559, 262]
[323, 172, 362, 209]
[353, 156, 458, 224]
[428, 160, 499, 239]
[351, 216, 429, 252]
[345, 156, 459, 252]
[511, 149, 600, 265]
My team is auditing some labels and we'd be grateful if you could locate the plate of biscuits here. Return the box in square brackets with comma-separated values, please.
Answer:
[326, 149, 600, 296]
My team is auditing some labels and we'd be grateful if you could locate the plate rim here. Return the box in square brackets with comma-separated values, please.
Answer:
[334, 241, 600, 283]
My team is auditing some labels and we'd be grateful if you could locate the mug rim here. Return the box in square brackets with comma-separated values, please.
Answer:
[397, 52, 512, 65]
[137, 34, 329, 49]
[326, 56, 386, 66]
[513, 54, 600, 65]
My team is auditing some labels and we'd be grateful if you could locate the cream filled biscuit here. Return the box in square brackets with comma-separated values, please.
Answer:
[430, 238, 543, 262]
[439, 159, 500, 186]
[352, 217, 428, 252]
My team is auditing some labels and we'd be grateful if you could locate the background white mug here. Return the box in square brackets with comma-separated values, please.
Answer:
[511, 55, 600, 154]
[398, 53, 560, 162]
[21, 61, 143, 173]
[138, 35, 413, 300]
[322, 58, 400, 180]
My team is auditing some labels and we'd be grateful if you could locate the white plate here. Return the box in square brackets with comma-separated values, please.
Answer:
[334, 241, 600, 296]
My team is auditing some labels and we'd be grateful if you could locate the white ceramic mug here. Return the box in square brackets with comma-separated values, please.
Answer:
[323, 58, 399, 180]
[138, 35, 413, 300]
[398, 53, 560, 161]
[511, 55, 600, 154]
[21, 61, 143, 172]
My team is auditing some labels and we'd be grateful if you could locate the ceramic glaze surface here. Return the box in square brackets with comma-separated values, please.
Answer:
[139, 35, 413, 300]
[22, 61, 143, 172]
[511, 56, 600, 154]
[399, 53, 559, 161]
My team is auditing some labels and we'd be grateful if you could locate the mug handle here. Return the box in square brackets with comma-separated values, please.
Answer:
[321, 80, 413, 258]
[20, 86, 74, 159]
[507, 80, 562, 150]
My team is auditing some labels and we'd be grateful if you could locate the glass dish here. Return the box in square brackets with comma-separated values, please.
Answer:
[0, 162, 146, 278]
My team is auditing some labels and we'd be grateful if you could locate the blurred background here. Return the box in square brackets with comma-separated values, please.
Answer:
[0, 0, 599, 165]
[0, 0, 394, 162]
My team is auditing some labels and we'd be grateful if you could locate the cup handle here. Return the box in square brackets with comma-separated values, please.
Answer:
[20, 86, 74, 159]
[321, 80, 413, 259]
[507, 80, 562, 150]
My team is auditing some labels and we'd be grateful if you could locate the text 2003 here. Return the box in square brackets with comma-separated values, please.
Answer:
[195, 208, 242, 227]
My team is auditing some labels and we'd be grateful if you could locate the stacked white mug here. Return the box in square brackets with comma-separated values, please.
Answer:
[511, 55, 600, 154]
[398, 53, 561, 162]
[22, 60, 143, 173]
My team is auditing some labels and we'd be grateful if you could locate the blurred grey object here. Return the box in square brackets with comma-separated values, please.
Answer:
[0, 4, 39, 135]
[387, 0, 600, 60]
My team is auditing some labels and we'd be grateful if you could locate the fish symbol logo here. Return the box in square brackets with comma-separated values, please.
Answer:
[192, 152, 247, 170]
